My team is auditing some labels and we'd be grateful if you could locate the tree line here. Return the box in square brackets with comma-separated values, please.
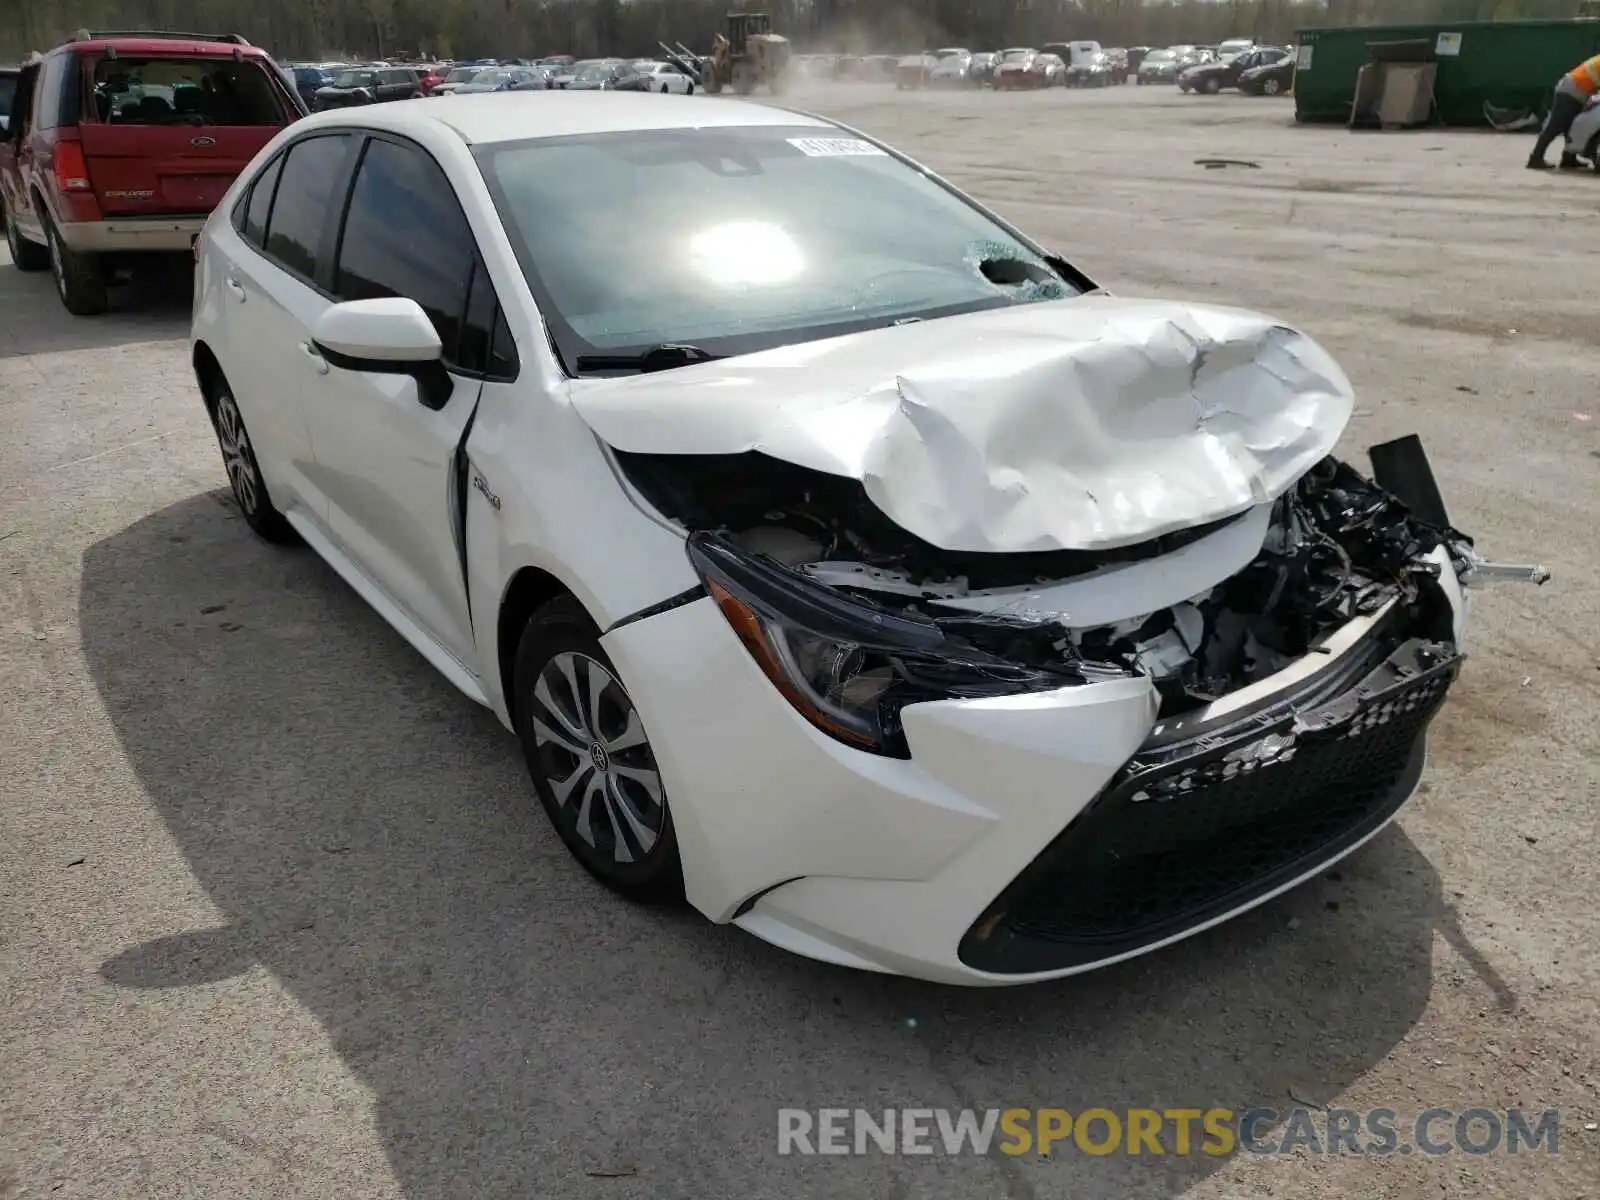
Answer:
[5, 0, 1594, 64]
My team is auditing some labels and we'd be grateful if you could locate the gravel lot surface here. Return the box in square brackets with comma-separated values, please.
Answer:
[1, 82, 1596, 1199]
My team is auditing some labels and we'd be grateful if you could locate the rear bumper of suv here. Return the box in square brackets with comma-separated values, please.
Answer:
[57, 216, 207, 255]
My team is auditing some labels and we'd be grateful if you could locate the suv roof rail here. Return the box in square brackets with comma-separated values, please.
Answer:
[67, 30, 253, 46]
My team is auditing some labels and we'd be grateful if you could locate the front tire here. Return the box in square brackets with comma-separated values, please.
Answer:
[1203, 76, 1221, 95]
[45, 214, 108, 316]
[1263, 77, 1283, 96]
[208, 378, 296, 543]
[513, 596, 684, 902]
[3, 198, 49, 272]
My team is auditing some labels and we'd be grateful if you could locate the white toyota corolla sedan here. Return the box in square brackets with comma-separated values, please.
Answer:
[189, 93, 1545, 985]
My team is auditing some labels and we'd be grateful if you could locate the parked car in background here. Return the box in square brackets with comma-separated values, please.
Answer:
[1215, 38, 1255, 62]
[566, 61, 648, 92]
[455, 66, 552, 94]
[1043, 41, 1102, 78]
[1, 30, 303, 315]
[635, 61, 695, 93]
[928, 49, 974, 87]
[894, 54, 933, 89]
[415, 64, 449, 94]
[1136, 47, 1180, 84]
[1066, 51, 1117, 87]
[991, 48, 1038, 89]
[1030, 53, 1067, 88]
[968, 52, 997, 86]
[1237, 50, 1298, 96]
[1101, 48, 1131, 84]
[551, 59, 605, 88]
[314, 66, 424, 109]
[431, 66, 485, 96]
[285, 65, 333, 109]
[1181, 45, 1291, 94]
[0, 66, 19, 133]
[1126, 46, 1150, 72]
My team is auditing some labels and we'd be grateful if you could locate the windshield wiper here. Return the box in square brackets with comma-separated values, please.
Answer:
[575, 344, 726, 373]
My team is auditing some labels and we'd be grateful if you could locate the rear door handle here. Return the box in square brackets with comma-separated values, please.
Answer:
[224, 277, 246, 302]
[301, 341, 330, 375]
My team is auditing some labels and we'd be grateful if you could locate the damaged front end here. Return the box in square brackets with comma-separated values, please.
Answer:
[616, 434, 1547, 973]
[619, 439, 1543, 758]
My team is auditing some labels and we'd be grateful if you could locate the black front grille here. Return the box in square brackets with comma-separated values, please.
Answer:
[959, 638, 1459, 975]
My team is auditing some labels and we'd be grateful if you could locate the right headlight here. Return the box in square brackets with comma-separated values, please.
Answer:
[687, 532, 1079, 758]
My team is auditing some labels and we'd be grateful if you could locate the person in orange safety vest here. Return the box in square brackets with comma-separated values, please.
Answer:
[1528, 53, 1600, 170]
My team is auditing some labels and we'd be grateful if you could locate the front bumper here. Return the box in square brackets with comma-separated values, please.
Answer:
[601, 574, 1465, 985]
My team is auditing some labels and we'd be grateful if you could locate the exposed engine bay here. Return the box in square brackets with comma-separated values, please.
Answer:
[617, 444, 1545, 720]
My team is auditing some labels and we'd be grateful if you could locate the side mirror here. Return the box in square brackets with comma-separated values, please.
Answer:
[311, 298, 454, 411]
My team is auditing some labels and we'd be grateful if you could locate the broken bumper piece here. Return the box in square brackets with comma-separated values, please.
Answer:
[959, 635, 1459, 975]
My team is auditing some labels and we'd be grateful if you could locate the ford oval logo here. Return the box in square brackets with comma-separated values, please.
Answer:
[190, 135, 216, 148]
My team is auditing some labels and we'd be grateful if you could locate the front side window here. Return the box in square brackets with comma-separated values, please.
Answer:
[0, 75, 16, 121]
[263, 134, 355, 281]
[333, 71, 378, 89]
[333, 137, 479, 367]
[91, 57, 285, 126]
[477, 124, 1076, 373]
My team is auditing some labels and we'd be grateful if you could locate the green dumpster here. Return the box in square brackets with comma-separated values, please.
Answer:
[1294, 18, 1600, 125]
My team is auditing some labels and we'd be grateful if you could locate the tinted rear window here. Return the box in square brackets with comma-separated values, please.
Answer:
[0, 75, 15, 118]
[91, 56, 287, 126]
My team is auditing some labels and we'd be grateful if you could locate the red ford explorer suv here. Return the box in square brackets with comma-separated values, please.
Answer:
[1, 31, 304, 315]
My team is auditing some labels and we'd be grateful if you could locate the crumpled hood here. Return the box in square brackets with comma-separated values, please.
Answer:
[568, 295, 1355, 553]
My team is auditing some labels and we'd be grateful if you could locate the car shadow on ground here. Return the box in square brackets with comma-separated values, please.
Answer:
[0, 257, 191, 358]
[79, 493, 1479, 1199]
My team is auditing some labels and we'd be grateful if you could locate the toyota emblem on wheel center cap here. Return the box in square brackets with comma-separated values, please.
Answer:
[589, 741, 610, 773]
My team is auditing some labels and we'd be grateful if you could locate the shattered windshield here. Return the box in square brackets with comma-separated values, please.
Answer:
[477, 124, 1076, 372]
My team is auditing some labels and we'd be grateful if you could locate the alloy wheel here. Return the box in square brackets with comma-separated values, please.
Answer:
[1264, 78, 1282, 95]
[528, 651, 666, 864]
[213, 390, 260, 516]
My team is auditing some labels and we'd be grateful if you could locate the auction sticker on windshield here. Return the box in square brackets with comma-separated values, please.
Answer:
[787, 137, 886, 157]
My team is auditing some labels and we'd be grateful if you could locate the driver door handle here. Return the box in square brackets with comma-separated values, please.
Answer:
[224, 276, 246, 302]
[301, 341, 330, 375]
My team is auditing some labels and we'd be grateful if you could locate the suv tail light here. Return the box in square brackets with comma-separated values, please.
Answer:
[54, 139, 93, 193]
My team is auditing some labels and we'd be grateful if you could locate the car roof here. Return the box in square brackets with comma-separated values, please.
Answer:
[293, 92, 834, 146]
[55, 36, 270, 57]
